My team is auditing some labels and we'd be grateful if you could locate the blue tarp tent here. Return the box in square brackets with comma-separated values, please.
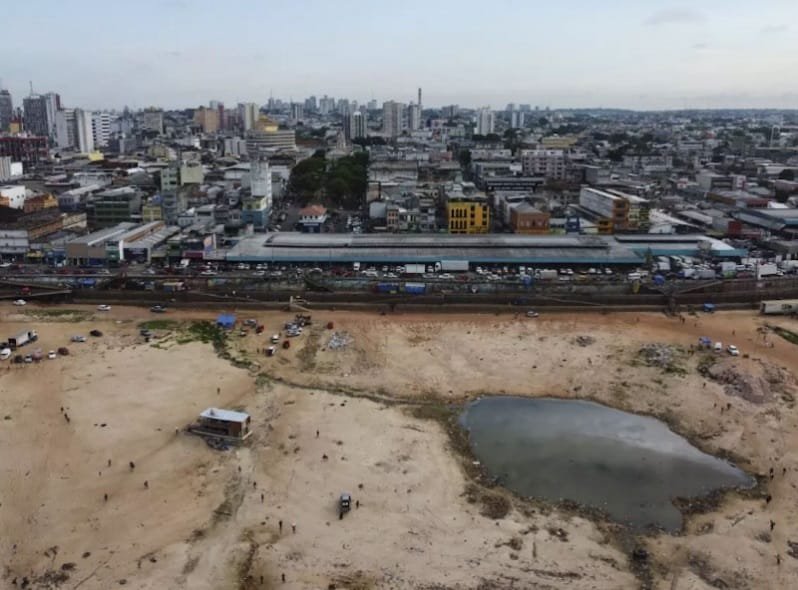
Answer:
[216, 314, 236, 329]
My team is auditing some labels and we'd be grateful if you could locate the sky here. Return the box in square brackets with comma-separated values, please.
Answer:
[3, 0, 798, 111]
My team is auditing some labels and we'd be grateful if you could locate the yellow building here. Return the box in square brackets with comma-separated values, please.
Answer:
[447, 200, 490, 234]
[253, 116, 279, 133]
[142, 202, 163, 222]
[541, 135, 578, 149]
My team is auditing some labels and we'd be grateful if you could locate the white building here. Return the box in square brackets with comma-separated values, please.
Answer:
[382, 101, 405, 138]
[408, 103, 422, 131]
[239, 102, 259, 131]
[91, 112, 112, 148]
[74, 109, 94, 153]
[475, 108, 495, 135]
[521, 149, 567, 179]
[43, 92, 60, 140]
[344, 111, 367, 140]
[0, 185, 27, 209]
[141, 109, 164, 135]
[55, 108, 76, 149]
[510, 110, 525, 129]
[0, 157, 23, 182]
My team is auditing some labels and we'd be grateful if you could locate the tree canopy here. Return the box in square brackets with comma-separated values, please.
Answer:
[287, 151, 369, 209]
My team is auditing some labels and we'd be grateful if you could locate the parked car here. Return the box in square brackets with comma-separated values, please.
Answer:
[526, 310, 539, 318]
[150, 305, 167, 313]
[47, 350, 57, 359]
[97, 304, 111, 311]
[0, 348, 10, 360]
[23, 355, 32, 363]
[89, 329, 103, 337]
[727, 345, 740, 356]
[13, 299, 26, 306]
[71, 335, 86, 343]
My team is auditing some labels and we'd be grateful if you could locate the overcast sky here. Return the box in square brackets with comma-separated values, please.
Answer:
[3, 0, 797, 111]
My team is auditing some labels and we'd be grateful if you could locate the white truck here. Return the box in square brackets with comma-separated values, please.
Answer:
[440, 260, 469, 272]
[538, 269, 558, 280]
[9, 329, 38, 349]
[403, 263, 426, 275]
[757, 263, 780, 279]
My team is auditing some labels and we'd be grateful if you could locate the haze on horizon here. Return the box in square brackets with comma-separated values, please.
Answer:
[4, 0, 797, 111]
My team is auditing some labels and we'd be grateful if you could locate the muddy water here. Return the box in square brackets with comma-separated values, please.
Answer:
[460, 396, 754, 532]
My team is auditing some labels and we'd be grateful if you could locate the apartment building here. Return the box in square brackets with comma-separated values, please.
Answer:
[578, 187, 630, 234]
[521, 149, 567, 179]
[446, 198, 490, 234]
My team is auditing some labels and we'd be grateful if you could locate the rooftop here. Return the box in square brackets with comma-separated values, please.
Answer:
[199, 408, 250, 423]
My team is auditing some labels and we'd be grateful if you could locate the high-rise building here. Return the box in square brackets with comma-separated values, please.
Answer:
[510, 110, 526, 129]
[336, 98, 350, 115]
[475, 108, 495, 135]
[239, 102, 259, 131]
[242, 155, 272, 230]
[0, 89, 12, 132]
[290, 103, 303, 121]
[344, 111, 367, 141]
[55, 108, 76, 149]
[442, 104, 459, 118]
[408, 103, 421, 131]
[382, 101, 405, 138]
[367, 99, 377, 111]
[23, 95, 49, 136]
[194, 107, 220, 133]
[141, 108, 164, 135]
[304, 95, 317, 113]
[74, 109, 95, 153]
[43, 92, 61, 139]
[91, 112, 112, 148]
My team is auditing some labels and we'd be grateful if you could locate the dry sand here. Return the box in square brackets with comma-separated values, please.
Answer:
[1, 304, 797, 589]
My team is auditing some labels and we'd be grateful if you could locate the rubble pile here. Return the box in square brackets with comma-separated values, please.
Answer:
[707, 359, 797, 404]
[328, 332, 354, 350]
[638, 343, 680, 369]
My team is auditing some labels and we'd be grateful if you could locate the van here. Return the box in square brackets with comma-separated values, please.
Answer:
[271, 334, 280, 344]
[713, 342, 723, 353]
[353, 262, 361, 272]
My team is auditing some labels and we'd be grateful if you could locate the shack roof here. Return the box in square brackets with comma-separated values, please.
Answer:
[200, 408, 250, 423]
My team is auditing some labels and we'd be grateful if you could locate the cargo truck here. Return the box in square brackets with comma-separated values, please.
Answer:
[760, 299, 798, 315]
[403, 264, 426, 275]
[9, 329, 38, 349]
[757, 263, 781, 279]
[440, 260, 469, 272]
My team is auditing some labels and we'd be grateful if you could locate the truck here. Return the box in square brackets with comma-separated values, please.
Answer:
[440, 260, 469, 272]
[760, 299, 798, 315]
[403, 263, 426, 275]
[538, 269, 558, 280]
[403, 282, 426, 295]
[9, 329, 38, 349]
[757, 263, 780, 279]
[695, 269, 717, 280]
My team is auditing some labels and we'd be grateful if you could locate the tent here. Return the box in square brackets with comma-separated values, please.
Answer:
[216, 313, 236, 329]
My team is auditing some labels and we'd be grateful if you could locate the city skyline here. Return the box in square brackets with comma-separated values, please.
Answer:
[4, 0, 798, 111]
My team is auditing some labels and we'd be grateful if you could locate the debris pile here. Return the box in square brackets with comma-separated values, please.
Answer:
[573, 335, 595, 347]
[706, 359, 797, 404]
[205, 437, 231, 451]
[638, 343, 682, 371]
[327, 332, 353, 350]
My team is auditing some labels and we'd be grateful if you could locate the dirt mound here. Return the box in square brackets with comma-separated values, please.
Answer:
[706, 359, 797, 404]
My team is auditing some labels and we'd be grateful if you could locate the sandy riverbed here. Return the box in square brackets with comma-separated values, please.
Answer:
[1, 304, 796, 589]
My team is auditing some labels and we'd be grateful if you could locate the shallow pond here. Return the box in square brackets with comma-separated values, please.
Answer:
[460, 396, 754, 532]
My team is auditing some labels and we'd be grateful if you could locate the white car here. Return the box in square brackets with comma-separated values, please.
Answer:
[97, 304, 111, 311]
[727, 345, 740, 356]
[0, 348, 11, 360]
[47, 350, 57, 359]
[13, 299, 26, 306]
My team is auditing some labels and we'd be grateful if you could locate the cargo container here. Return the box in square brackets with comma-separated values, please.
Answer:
[757, 263, 780, 279]
[760, 299, 798, 315]
[9, 329, 38, 349]
[440, 260, 469, 272]
[403, 282, 426, 295]
[403, 264, 426, 275]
